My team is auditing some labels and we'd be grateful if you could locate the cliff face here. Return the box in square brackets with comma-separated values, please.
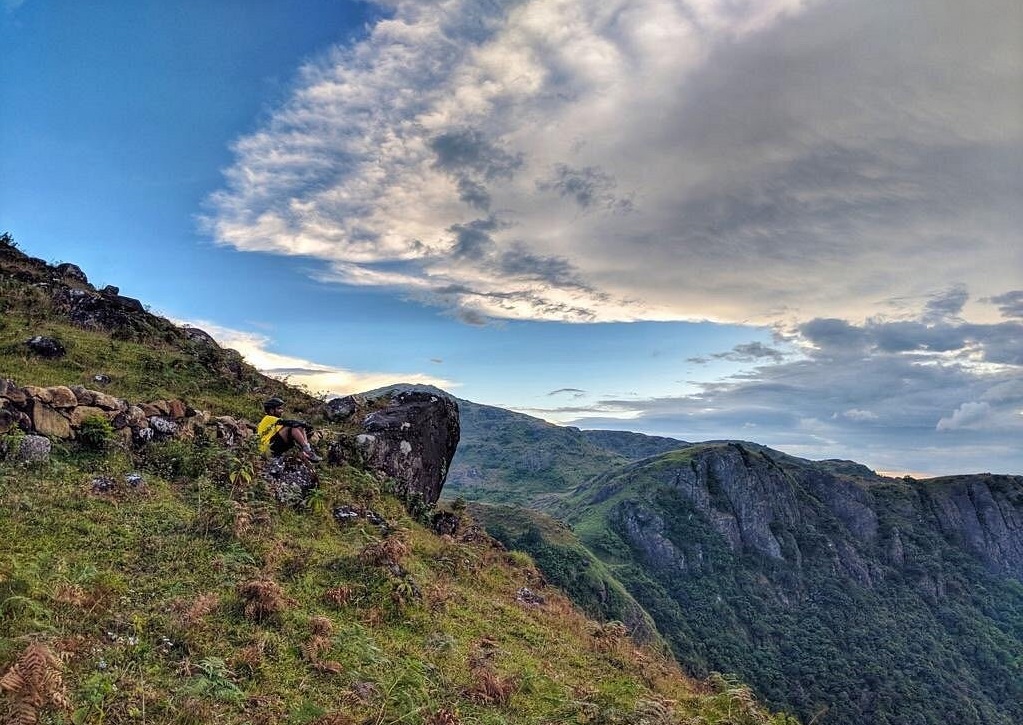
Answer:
[923, 475, 1023, 580]
[601, 444, 1023, 592]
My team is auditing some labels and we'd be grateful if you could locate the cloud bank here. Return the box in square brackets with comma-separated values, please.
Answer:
[181, 320, 453, 398]
[561, 305, 1023, 474]
[206, 0, 1022, 327]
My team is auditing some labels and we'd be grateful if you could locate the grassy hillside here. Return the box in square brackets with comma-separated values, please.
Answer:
[0, 235, 792, 724]
[466, 503, 664, 649]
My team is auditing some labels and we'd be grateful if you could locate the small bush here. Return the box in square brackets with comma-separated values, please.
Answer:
[76, 415, 115, 452]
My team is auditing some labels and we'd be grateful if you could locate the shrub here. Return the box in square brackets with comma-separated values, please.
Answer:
[76, 415, 115, 452]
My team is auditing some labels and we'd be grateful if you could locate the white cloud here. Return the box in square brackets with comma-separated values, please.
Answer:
[177, 320, 454, 398]
[936, 402, 993, 432]
[841, 409, 879, 422]
[205, 0, 1022, 327]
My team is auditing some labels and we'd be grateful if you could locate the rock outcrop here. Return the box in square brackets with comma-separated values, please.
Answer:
[327, 390, 460, 505]
[2, 377, 462, 513]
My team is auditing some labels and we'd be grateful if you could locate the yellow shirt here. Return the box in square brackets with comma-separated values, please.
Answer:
[257, 415, 283, 453]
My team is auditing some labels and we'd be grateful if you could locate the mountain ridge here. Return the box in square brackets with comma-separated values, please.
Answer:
[441, 400, 1023, 725]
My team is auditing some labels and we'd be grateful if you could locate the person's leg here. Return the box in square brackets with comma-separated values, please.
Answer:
[269, 430, 293, 456]
[276, 425, 320, 461]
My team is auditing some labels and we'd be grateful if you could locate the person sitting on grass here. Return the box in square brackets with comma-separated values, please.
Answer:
[257, 397, 322, 463]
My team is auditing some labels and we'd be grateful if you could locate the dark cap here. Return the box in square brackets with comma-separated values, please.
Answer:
[263, 396, 285, 412]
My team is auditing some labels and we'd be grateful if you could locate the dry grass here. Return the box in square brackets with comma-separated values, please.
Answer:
[425, 707, 461, 725]
[173, 592, 222, 627]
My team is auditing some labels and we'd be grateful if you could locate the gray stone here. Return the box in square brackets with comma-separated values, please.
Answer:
[0, 408, 17, 434]
[23, 385, 53, 404]
[45, 385, 78, 409]
[149, 416, 179, 436]
[182, 326, 219, 347]
[262, 456, 318, 505]
[25, 335, 66, 358]
[55, 262, 89, 284]
[71, 405, 108, 427]
[71, 385, 97, 406]
[92, 391, 124, 411]
[324, 395, 361, 422]
[17, 435, 51, 464]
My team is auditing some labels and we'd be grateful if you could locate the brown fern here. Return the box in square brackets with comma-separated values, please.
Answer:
[237, 578, 293, 622]
[302, 615, 342, 674]
[0, 642, 70, 725]
[465, 662, 517, 706]
[357, 534, 411, 568]
[323, 585, 353, 608]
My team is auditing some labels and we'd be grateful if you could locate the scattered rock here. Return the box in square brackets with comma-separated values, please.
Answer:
[516, 587, 546, 607]
[17, 435, 51, 464]
[432, 511, 461, 536]
[71, 386, 96, 406]
[331, 505, 389, 531]
[124, 472, 145, 488]
[0, 408, 17, 435]
[70, 405, 108, 427]
[30, 399, 72, 438]
[25, 336, 67, 358]
[332, 505, 361, 525]
[90, 476, 116, 494]
[46, 385, 78, 409]
[92, 374, 111, 385]
[149, 416, 179, 437]
[22, 385, 53, 404]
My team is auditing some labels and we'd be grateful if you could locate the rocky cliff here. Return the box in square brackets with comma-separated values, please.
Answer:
[598, 443, 1023, 591]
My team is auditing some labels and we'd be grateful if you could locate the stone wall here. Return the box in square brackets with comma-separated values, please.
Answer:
[0, 378, 253, 447]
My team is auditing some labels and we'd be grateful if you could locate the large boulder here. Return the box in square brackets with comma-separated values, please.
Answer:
[328, 390, 459, 506]
[29, 400, 72, 439]
[54, 262, 89, 285]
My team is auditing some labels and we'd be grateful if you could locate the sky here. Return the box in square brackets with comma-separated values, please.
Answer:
[2, 0, 1021, 476]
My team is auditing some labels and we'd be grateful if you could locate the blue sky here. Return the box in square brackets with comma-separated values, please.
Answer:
[2, 0, 1021, 476]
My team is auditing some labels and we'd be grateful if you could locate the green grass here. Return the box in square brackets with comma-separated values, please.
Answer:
[0, 447, 793, 724]
[0, 238, 792, 724]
